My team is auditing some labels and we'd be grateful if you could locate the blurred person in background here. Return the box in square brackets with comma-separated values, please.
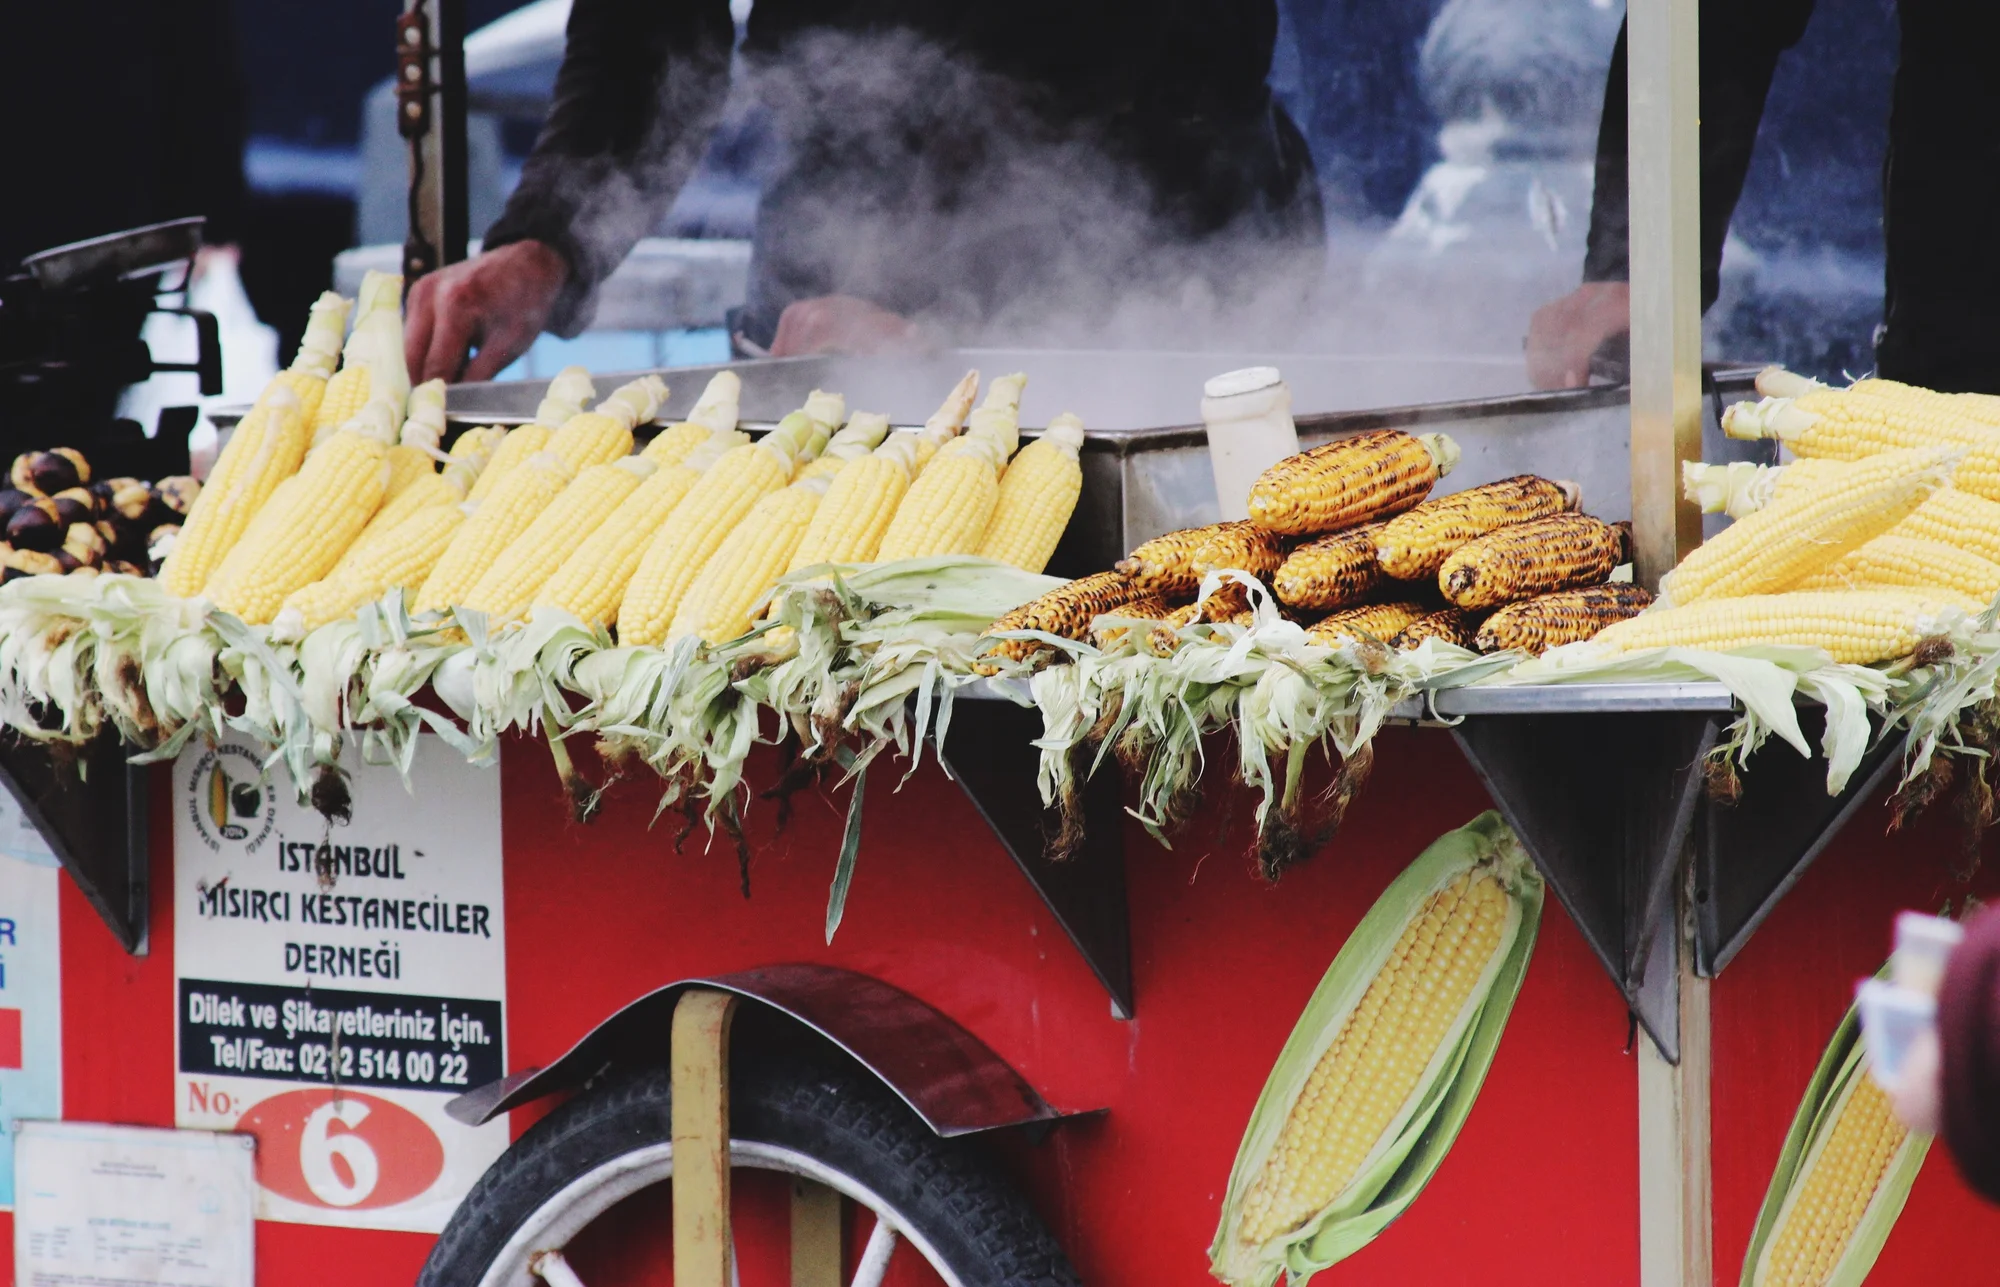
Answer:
[1525, 1, 2000, 394]
[406, 0, 1326, 381]
[1888, 903, 2000, 1204]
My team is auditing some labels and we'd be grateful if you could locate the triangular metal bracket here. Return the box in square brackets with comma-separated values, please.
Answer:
[937, 699, 1133, 1019]
[1449, 709, 1721, 1062]
[0, 732, 149, 954]
[1695, 712, 1908, 976]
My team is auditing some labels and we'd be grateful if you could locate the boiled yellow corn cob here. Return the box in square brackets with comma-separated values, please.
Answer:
[1725, 384, 2000, 500]
[1441, 514, 1627, 609]
[415, 451, 574, 613]
[1595, 589, 1964, 663]
[450, 425, 507, 464]
[546, 374, 665, 474]
[977, 571, 1144, 669]
[642, 370, 743, 467]
[466, 366, 594, 503]
[786, 435, 918, 571]
[381, 377, 448, 502]
[1389, 607, 1481, 650]
[273, 502, 468, 637]
[1660, 445, 1956, 605]
[1305, 600, 1428, 645]
[1793, 534, 2000, 603]
[310, 271, 409, 441]
[262, 289, 349, 428]
[788, 389, 847, 476]
[460, 456, 656, 622]
[1475, 583, 1653, 654]
[908, 369, 981, 473]
[203, 399, 400, 622]
[1247, 429, 1460, 537]
[1752, 1073, 1910, 1287]
[1375, 475, 1578, 579]
[798, 411, 891, 481]
[339, 446, 482, 566]
[977, 413, 1085, 572]
[671, 476, 830, 643]
[616, 410, 822, 644]
[1273, 523, 1387, 610]
[534, 434, 730, 626]
[1758, 362, 2000, 426]
[876, 375, 1025, 559]
[1687, 459, 2000, 574]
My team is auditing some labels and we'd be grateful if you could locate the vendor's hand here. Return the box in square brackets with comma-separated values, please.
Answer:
[1886, 1028, 1943, 1136]
[404, 240, 569, 383]
[1526, 282, 1630, 389]
[768, 295, 927, 358]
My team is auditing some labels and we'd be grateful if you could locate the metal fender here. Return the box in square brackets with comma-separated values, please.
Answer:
[446, 962, 1088, 1137]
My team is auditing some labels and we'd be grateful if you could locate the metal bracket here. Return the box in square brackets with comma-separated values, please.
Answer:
[0, 733, 149, 954]
[1694, 711, 1909, 975]
[937, 697, 1134, 1019]
[1449, 708, 1720, 1062]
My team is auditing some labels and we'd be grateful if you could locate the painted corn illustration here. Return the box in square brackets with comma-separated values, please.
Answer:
[1741, 985, 1929, 1287]
[1210, 810, 1543, 1286]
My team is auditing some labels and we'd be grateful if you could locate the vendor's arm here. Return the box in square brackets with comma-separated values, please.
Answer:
[407, 0, 734, 381]
[1940, 905, 2000, 1202]
[1526, 2, 1816, 388]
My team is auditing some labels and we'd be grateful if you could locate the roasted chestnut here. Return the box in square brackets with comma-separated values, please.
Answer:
[105, 479, 154, 523]
[5, 548, 63, 577]
[103, 559, 146, 578]
[49, 487, 97, 524]
[62, 523, 106, 567]
[0, 489, 37, 522]
[50, 447, 90, 485]
[6, 499, 64, 552]
[154, 475, 201, 518]
[9, 450, 80, 496]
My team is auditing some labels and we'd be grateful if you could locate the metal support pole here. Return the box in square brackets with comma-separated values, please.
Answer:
[398, 0, 469, 284]
[1625, 0, 1704, 588]
[1637, 862, 1713, 1287]
[673, 989, 740, 1287]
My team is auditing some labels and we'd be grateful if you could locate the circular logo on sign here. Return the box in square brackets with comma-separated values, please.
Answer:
[185, 744, 277, 852]
[237, 1087, 445, 1210]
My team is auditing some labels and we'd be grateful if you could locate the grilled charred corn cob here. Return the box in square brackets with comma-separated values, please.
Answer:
[1389, 607, 1481, 650]
[1375, 475, 1578, 579]
[978, 413, 1086, 572]
[1247, 430, 1460, 537]
[1440, 514, 1626, 610]
[1117, 523, 1234, 599]
[1090, 594, 1174, 649]
[1305, 600, 1428, 645]
[1594, 589, 1964, 664]
[1273, 523, 1387, 611]
[1146, 601, 1207, 656]
[1194, 520, 1287, 581]
[1661, 445, 1955, 605]
[1211, 813, 1541, 1286]
[977, 571, 1143, 669]
[1475, 583, 1653, 654]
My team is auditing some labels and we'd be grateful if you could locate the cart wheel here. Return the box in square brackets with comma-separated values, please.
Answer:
[419, 1052, 1081, 1287]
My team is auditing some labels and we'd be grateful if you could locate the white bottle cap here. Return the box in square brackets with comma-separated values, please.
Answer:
[1203, 366, 1283, 400]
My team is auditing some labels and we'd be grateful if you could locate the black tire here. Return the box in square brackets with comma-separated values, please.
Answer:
[419, 1052, 1081, 1287]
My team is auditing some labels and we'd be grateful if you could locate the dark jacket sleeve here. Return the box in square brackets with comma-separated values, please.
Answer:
[482, 0, 734, 335]
[1581, 0, 1816, 311]
[1940, 903, 2000, 1203]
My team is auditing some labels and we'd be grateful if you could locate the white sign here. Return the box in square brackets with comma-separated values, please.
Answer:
[172, 736, 508, 1233]
[0, 796, 63, 1209]
[14, 1121, 255, 1287]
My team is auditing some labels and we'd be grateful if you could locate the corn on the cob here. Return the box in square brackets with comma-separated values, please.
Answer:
[1792, 534, 2000, 604]
[1740, 982, 1929, 1287]
[978, 413, 1085, 572]
[203, 399, 400, 622]
[876, 375, 1025, 559]
[1389, 607, 1481, 650]
[977, 570, 1143, 669]
[460, 456, 656, 622]
[1686, 461, 2000, 573]
[380, 377, 448, 501]
[798, 411, 890, 482]
[1305, 600, 1427, 645]
[466, 367, 595, 503]
[1211, 813, 1541, 1286]
[671, 476, 830, 642]
[907, 369, 981, 474]
[1724, 386, 2000, 501]
[1090, 594, 1174, 649]
[1660, 445, 1955, 605]
[1117, 524, 1234, 599]
[310, 271, 409, 441]
[616, 412, 823, 644]
[261, 289, 348, 429]
[273, 502, 468, 637]
[1273, 523, 1387, 610]
[1757, 361, 2000, 427]
[1247, 430, 1460, 537]
[535, 436, 728, 626]
[642, 370, 744, 466]
[1594, 589, 1962, 663]
[414, 451, 574, 613]
[1439, 514, 1626, 609]
[1146, 601, 1207, 657]
[449, 425, 507, 465]
[1475, 583, 1653, 654]
[546, 374, 665, 474]
[785, 436, 915, 571]
[1374, 475, 1578, 579]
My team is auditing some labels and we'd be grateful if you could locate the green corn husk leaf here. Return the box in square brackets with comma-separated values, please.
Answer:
[1209, 810, 1544, 1287]
[1740, 982, 1931, 1287]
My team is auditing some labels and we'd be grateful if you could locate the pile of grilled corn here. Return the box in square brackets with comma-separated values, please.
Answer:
[983, 429, 1646, 665]
[97, 278, 1088, 645]
[0, 447, 196, 582]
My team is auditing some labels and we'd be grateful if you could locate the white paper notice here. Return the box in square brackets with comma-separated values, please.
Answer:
[0, 793, 63, 1209]
[14, 1121, 255, 1287]
[172, 735, 508, 1233]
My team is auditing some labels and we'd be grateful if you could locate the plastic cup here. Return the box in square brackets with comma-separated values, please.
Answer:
[1892, 911, 1965, 998]
[1855, 977, 1938, 1089]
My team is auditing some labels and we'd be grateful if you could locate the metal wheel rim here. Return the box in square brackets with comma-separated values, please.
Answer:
[474, 1138, 970, 1287]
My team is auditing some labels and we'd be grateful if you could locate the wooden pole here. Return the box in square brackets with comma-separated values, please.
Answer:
[790, 1179, 845, 1287]
[673, 989, 740, 1287]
